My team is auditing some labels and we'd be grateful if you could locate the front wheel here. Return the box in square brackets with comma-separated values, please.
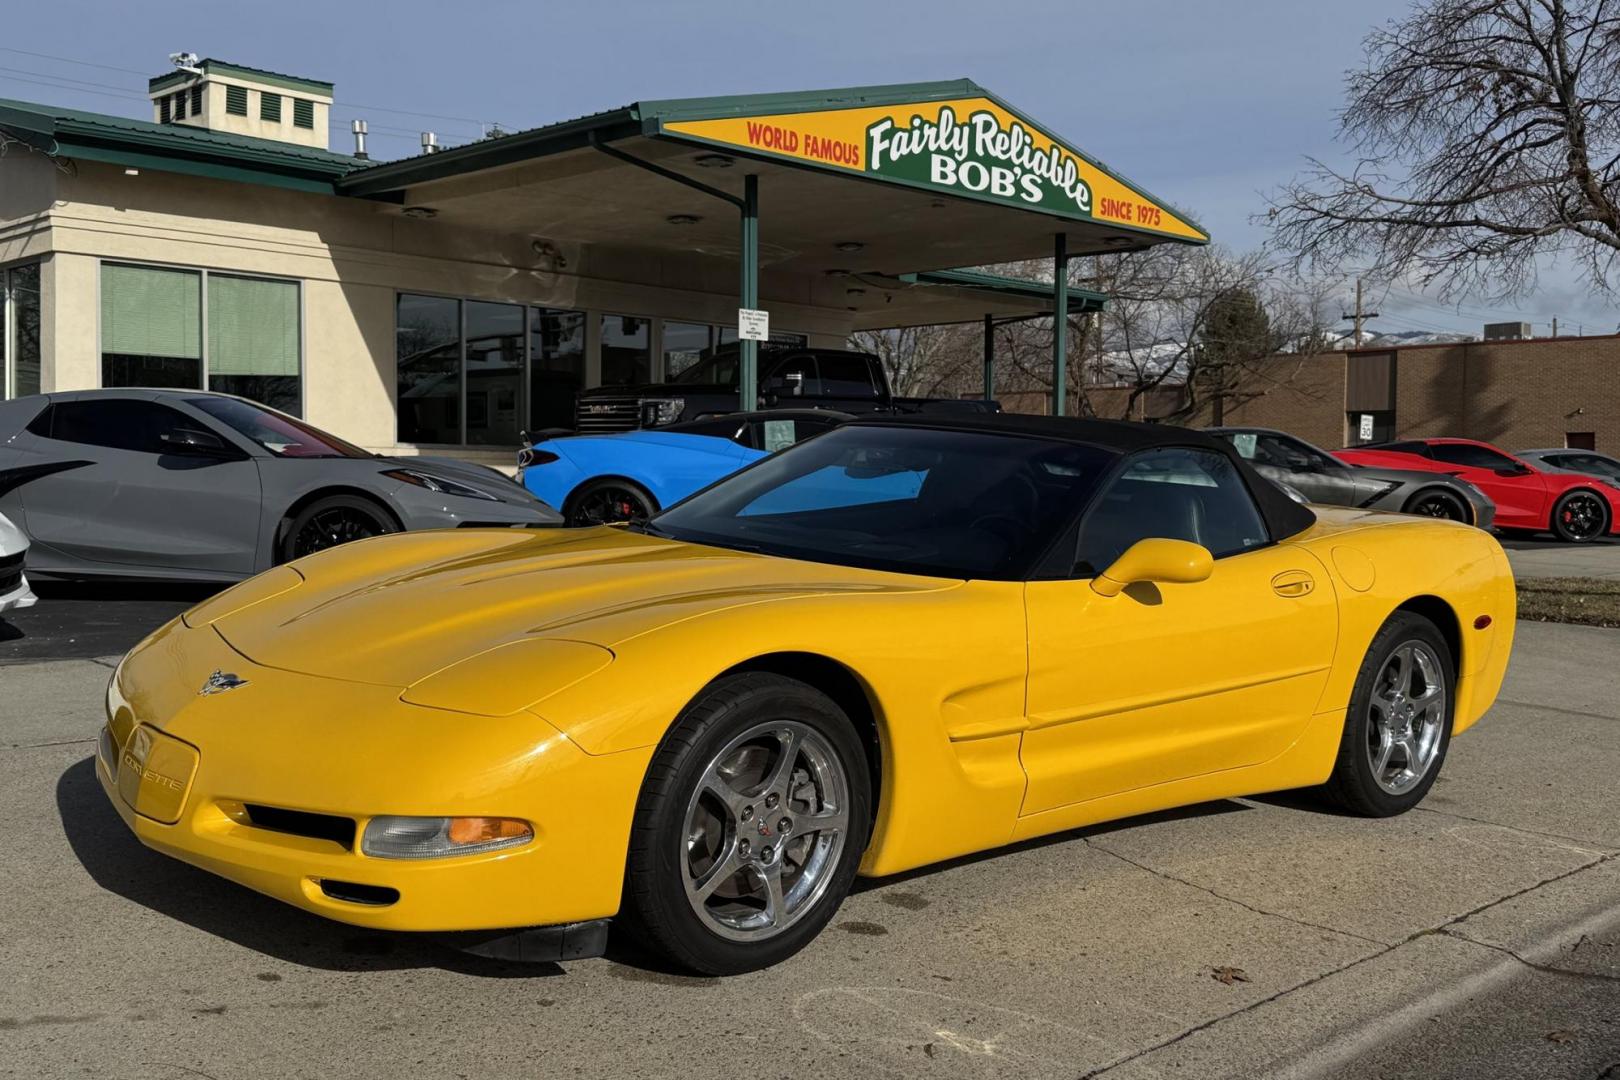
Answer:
[1550, 489, 1610, 543]
[1321, 612, 1455, 816]
[621, 673, 872, 975]
[280, 495, 397, 562]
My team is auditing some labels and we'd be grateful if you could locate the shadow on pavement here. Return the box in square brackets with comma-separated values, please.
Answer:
[2, 581, 224, 664]
[55, 756, 564, 979]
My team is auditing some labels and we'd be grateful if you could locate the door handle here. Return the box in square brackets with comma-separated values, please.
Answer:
[1271, 570, 1315, 598]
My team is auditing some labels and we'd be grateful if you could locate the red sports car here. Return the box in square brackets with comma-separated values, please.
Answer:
[1337, 438, 1620, 543]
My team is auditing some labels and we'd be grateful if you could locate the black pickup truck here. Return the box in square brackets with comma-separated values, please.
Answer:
[570, 344, 999, 433]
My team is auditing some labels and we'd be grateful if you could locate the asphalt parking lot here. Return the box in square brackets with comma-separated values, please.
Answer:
[1, 542, 1619, 1079]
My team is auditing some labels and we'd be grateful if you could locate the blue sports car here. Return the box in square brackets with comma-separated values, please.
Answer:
[518, 410, 849, 526]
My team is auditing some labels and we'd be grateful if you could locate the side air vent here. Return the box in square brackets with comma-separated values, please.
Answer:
[242, 804, 356, 849]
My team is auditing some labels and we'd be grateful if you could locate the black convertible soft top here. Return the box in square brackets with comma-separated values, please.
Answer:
[851, 412, 1318, 542]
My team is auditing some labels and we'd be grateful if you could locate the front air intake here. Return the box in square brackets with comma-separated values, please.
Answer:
[243, 804, 356, 849]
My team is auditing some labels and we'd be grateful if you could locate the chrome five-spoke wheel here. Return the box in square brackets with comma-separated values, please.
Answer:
[682, 721, 850, 941]
[1366, 641, 1446, 795]
[623, 672, 871, 974]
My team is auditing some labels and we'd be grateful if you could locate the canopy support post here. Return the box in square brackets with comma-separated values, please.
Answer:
[1052, 232, 1069, 417]
[982, 314, 995, 401]
[739, 173, 759, 411]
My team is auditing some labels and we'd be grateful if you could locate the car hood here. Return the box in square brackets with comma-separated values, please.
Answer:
[201, 526, 951, 689]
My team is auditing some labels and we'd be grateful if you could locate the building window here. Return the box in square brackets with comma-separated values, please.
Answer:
[100, 262, 301, 413]
[190, 85, 203, 116]
[600, 314, 651, 386]
[206, 274, 301, 414]
[3, 264, 42, 399]
[225, 85, 248, 116]
[465, 301, 523, 446]
[260, 92, 282, 123]
[293, 98, 314, 129]
[662, 321, 712, 379]
[101, 264, 202, 390]
[530, 307, 585, 431]
[396, 294, 461, 444]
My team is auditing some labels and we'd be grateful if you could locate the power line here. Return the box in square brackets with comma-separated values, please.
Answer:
[0, 46, 149, 75]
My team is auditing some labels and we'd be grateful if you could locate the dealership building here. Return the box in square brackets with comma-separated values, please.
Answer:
[0, 60, 1213, 461]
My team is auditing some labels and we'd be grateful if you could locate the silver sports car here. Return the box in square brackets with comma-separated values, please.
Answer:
[0, 508, 35, 614]
[1207, 426, 1496, 528]
[0, 390, 561, 582]
[1517, 448, 1620, 487]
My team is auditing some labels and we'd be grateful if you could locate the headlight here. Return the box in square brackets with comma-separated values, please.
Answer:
[361, 815, 533, 859]
[381, 468, 498, 501]
[640, 397, 685, 426]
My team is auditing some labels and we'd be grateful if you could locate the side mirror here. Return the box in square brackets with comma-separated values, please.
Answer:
[1091, 538, 1214, 597]
[160, 428, 230, 455]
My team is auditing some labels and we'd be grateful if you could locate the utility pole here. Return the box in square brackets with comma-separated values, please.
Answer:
[1341, 278, 1379, 346]
[1552, 317, 1559, 337]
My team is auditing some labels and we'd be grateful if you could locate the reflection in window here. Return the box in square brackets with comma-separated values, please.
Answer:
[530, 307, 585, 432]
[6, 264, 41, 398]
[663, 321, 712, 379]
[465, 301, 523, 445]
[601, 314, 650, 386]
[397, 294, 461, 444]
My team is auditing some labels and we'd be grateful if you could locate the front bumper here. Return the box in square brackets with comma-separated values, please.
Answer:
[97, 620, 648, 932]
[390, 484, 564, 529]
[0, 570, 35, 614]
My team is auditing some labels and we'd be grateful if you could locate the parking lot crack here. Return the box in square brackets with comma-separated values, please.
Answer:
[1437, 928, 1620, 984]
[5, 737, 95, 751]
[1496, 697, 1620, 723]
[1082, 838, 1388, 947]
[1414, 804, 1620, 853]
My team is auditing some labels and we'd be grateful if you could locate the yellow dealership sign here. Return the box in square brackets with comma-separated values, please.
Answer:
[662, 96, 1206, 242]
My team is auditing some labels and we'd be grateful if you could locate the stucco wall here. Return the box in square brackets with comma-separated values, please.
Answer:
[13, 156, 862, 451]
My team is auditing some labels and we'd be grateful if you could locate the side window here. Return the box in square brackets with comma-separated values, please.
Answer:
[1428, 443, 1517, 470]
[1381, 441, 1432, 457]
[816, 354, 881, 399]
[763, 355, 820, 400]
[1075, 447, 1269, 576]
[44, 400, 196, 454]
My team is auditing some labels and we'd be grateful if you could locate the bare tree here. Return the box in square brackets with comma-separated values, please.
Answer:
[1267, 0, 1620, 298]
[849, 323, 977, 398]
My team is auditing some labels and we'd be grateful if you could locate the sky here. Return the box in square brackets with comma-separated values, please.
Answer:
[2, 0, 1610, 338]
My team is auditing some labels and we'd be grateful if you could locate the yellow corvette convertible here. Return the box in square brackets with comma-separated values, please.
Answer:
[98, 415, 1515, 974]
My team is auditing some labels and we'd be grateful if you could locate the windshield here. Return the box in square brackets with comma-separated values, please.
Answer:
[186, 397, 372, 459]
[649, 425, 1115, 579]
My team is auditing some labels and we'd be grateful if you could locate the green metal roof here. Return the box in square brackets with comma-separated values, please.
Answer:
[336, 80, 994, 196]
[0, 97, 364, 194]
[149, 59, 333, 96]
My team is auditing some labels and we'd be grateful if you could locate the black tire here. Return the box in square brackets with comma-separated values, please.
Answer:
[1321, 611, 1456, 817]
[565, 479, 657, 528]
[1403, 488, 1470, 524]
[1549, 489, 1610, 543]
[279, 494, 397, 563]
[621, 672, 872, 975]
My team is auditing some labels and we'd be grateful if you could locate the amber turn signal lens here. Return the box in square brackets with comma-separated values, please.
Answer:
[448, 817, 532, 845]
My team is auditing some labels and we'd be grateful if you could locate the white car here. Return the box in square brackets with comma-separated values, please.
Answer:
[0, 509, 36, 615]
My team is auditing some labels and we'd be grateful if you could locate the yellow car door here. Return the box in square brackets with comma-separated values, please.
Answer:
[1020, 446, 1337, 816]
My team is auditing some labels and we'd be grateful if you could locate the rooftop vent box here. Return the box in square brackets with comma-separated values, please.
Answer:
[1482, 321, 1532, 341]
[148, 59, 333, 151]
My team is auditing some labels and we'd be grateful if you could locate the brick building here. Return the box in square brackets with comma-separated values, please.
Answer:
[1057, 333, 1620, 452]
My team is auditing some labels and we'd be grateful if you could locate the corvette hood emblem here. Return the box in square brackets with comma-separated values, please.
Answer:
[199, 670, 249, 696]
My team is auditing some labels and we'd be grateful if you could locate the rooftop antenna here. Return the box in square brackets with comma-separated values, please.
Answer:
[168, 52, 203, 75]
[420, 131, 438, 155]
[351, 119, 369, 160]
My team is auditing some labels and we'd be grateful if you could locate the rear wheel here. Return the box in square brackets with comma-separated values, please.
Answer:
[1404, 488, 1469, 524]
[565, 479, 657, 527]
[1321, 612, 1454, 817]
[622, 673, 872, 975]
[1550, 489, 1610, 543]
[280, 495, 397, 562]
